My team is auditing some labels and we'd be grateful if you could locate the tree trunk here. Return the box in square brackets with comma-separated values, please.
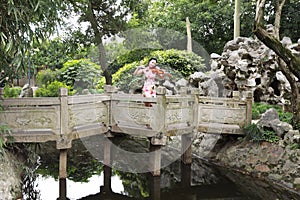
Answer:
[254, 0, 300, 124]
[274, 0, 286, 40]
[186, 17, 192, 52]
[234, 0, 241, 39]
[86, 0, 112, 85]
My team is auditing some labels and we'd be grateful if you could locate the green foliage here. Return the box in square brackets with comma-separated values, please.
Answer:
[31, 37, 91, 71]
[113, 62, 143, 93]
[108, 48, 160, 74]
[3, 86, 22, 98]
[244, 123, 264, 142]
[262, 130, 280, 143]
[288, 143, 300, 150]
[36, 69, 59, 87]
[101, 49, 204, 93]
[149, 49, 206, 76]
[252, 102, 293, 123]
[35, 81, 75, 97]
[128, 0, 240, 54]
[243, 123, 280, 143]
[0, 124, 14, 158]
[0, 0, 64, 79]
[59, 59, 102, 93]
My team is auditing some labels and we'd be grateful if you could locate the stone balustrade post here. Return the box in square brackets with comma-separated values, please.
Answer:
[181, 88, 199, 165]
[0, 87, 3, 99]
[149, 86, 167, 176]
[104, 85, 117, 131]
[56, 88, 71, 149]
[57, 88, 71, 200]
[191, 88, 200, 128]
[153, 86, 167, 138]
[232, 91, 240, 99]
[179, 87, 188, 96]
[104, 85, 118, 94]
[245, 91, 253, 125]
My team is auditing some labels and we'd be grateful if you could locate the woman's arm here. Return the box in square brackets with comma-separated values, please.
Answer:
[133, 66, 145, 75]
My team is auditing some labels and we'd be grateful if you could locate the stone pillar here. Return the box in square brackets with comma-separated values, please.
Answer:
[245, 91, 253, 125]
[181, 161, 191, 187]
[57, 88, 71, 200]
[104, 85, 117, 129]
[104, 85, 117, 94]
[102, 138, 112, 193]
[59, 149, 68, 200]
[102, 165, 112, 194]
[57, 88, 71, 149]
[149, 86, 166, 176]
[149, 174, 161, 200]
[181, 134, 192, 164]
[149, 144, 161, 176]
[0, 87, 3, 99]
[154, 86, 166, 136]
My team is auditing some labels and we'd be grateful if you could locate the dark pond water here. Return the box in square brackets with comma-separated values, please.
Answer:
[23, 136, 300, 200]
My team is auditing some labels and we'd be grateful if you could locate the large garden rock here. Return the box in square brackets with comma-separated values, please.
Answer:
[188, 35, 300, 105]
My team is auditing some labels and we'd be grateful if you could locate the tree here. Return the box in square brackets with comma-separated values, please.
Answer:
[66, 0, 145, 85]
[0, 0, 65, 80]
[254, 0, 300, 125]
[129, 0, 255, 54]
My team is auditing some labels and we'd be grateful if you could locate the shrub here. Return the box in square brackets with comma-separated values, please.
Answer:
[59, 59, 102, 93]
[3, 86, 22, 98]
[36, 69, 58, 87]
[35, 81, 75, 97]
[244, 123, 264, 142]
[0, 124, 14, 158]
[98, 49, 205, 93]
[252, 102, 292, 123]
[243, 123, 280, 143]
[149, 49, 206, 77]
[108, 48, 160, 74]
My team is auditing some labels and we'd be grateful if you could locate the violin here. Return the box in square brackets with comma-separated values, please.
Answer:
[151, 68, 164, 74]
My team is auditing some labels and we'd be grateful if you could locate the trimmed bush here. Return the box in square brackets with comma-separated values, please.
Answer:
[35, 81, 75, 97]
[3, 86, 22, 98]
[59, 59, 102, 93]
[36, 69, 59, 87]
[98, 49, 205, 93]
[108, 48, 160, 74]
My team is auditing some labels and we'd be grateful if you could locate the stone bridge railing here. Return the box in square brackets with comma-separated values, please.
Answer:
[0, 86, 252, 148]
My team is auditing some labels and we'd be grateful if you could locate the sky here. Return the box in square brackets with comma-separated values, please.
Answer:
[35, 173, 124, 200]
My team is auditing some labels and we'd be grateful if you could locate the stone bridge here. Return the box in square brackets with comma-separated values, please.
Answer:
[0, 85, 252, 199]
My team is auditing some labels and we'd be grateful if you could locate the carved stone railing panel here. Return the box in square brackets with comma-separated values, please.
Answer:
[68, 95, 110, 127]
[199, 106, 247, 126]
[0, 107, 60, 134]
[198, 96, 249, 127]
[111, 98, 155, 128]
[0, 98, 61, 136]
[165, 96, 195, 127]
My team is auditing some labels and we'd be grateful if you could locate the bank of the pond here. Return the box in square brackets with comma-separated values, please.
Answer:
[1, 134, 300, 199]
[0, 151, 23, 199]
[195, 135, 300, 196]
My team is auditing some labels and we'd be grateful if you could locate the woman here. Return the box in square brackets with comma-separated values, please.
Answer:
[134, 57, 171, 100]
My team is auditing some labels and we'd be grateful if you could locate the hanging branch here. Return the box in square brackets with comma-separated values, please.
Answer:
[253, 0, 300, 124]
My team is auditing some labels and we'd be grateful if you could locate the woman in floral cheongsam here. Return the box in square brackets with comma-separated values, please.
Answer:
[134, 57, 171, 102]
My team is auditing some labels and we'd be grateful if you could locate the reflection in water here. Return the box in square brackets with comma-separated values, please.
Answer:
[30, 138, 300, 200]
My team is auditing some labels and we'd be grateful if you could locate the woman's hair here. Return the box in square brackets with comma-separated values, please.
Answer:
[148, 57, 157, 65]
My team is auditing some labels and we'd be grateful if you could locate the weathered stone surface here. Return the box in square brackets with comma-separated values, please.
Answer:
[0, 152, 22, 199]
[189, 36, 300, 106]
[255, 164, 271, 173]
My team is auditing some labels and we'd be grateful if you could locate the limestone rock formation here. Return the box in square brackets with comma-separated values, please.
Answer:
[189, 36, 300, 105]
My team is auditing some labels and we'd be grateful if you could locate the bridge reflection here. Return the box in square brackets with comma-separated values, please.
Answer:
[78, 162, 244, 200]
